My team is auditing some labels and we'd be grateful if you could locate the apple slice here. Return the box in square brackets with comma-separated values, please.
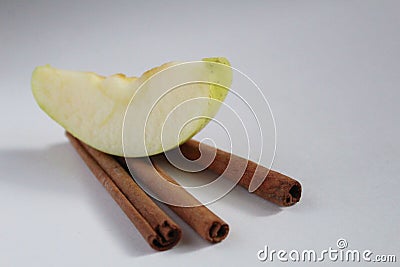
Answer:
[32, 58, 232, 157]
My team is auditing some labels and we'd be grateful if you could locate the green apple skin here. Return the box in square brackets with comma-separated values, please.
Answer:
[32, 58, 232, 157]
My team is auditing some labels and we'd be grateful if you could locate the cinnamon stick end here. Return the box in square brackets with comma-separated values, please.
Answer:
[208, 222, 229, 243]
[281, 181, 302, 207]
[149, 226, 182, 251]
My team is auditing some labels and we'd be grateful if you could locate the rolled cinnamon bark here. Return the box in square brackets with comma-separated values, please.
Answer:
[179, 139, 302, 207]
[66, 132, 181, 251]
[120, 157, 229, 243]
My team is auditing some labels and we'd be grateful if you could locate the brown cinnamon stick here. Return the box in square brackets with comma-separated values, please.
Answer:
[120, 157, 229, 243]
[66, 132, 181, 251]
[179, 139, 302, 207]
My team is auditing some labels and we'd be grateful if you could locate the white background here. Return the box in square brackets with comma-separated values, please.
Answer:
[1, 0, 399, 266]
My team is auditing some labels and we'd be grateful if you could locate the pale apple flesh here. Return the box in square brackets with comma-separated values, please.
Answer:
[32, 58, 232, 157]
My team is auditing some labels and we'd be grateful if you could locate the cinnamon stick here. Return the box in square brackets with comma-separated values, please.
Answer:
[179, 139, 302, 207]
[120, 157, 229, 243]
[66, 132, 181, 251]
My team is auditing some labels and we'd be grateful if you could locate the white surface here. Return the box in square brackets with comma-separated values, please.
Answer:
[1, 1, 399, 266]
